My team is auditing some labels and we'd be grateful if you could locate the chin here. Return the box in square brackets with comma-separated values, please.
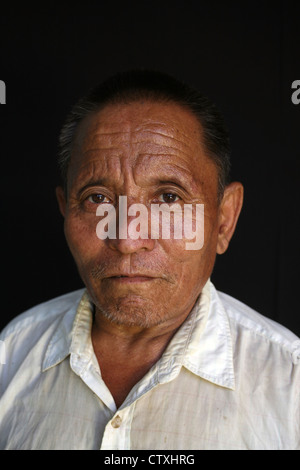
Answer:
[95, 296, 165, 328]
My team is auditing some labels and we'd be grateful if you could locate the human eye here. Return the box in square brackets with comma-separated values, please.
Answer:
[157, 192, 181, 204]
[86, 193, 111, 204]
[78, 187, 113, 213]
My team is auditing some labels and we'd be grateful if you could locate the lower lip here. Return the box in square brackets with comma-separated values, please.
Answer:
[108, 276, 156, 284]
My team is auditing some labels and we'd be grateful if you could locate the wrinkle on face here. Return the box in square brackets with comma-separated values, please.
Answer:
[68, 101, 218, 206]
[63, 100, 221, 330]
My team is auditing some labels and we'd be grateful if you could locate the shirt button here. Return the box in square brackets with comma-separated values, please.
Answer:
[111, 415, 122, 428]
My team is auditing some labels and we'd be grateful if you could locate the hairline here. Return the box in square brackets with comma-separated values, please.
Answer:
[62, 95, 227, 203]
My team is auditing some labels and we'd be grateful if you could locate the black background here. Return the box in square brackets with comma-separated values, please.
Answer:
[0, 1, 299, 335]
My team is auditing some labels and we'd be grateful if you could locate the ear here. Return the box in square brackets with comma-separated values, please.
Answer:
[55, 186, 67, 218]
[216, 182, 244, 255]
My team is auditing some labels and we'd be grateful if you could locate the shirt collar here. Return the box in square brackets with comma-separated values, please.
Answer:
[157, 280, 235, 390]
[42, 281, 235, 390]
[42, 290, 93, 372]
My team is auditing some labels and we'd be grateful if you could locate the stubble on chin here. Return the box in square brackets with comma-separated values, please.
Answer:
[94, 295, 165, 329]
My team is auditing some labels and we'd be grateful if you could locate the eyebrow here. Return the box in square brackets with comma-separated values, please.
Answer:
[76, 179, 108, 198]
[148, 176, 194, 193]
[148, 165, 200, 192]
[75, 160, 200, 199]
[76, 176, 198, 201]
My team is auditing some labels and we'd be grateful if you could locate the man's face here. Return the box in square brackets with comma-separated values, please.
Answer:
[58, 101, 229, 329]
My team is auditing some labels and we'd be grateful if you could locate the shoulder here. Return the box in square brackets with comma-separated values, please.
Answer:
[214, 286, 300, 364]
[0, 289, 85, 342]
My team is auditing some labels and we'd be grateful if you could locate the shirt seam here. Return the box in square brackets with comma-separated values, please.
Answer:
[227, 314, 300, 361]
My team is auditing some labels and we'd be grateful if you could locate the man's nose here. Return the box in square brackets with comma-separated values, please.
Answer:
[108, 233, 156, 254]
[107, 197, 156, 254]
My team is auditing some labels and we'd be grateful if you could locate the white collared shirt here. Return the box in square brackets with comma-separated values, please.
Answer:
[0, 280, 299, 450]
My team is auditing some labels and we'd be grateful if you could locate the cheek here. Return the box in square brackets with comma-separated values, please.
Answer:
[158, 211, 219, 286]
[158, 238, 203, 280]
[156, 240, 210, 304]
[64, 214, 101, 264]
[160, 205, 218, 260]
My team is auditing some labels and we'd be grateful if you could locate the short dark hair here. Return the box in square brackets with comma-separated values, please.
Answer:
[58, 69, 231, 198]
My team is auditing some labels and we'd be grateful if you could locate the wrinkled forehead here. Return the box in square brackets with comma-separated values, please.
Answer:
[67, 100, 218, 196]
[73, 100, 204, 154]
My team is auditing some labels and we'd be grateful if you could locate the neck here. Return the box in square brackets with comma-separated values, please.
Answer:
[91, 308, 190, 408]
[92, 300, 191, 348]
[91, 305, 190, 352]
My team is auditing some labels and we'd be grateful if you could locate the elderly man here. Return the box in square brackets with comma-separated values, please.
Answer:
[0, 70, 299, 450]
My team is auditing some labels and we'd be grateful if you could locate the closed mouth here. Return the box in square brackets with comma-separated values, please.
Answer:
[107, 274, 157, 283]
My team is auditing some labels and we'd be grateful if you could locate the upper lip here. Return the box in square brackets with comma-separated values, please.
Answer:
[107, 273, 156, 278]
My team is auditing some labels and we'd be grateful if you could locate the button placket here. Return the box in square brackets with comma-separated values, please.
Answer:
[100, 406, 134, 450]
